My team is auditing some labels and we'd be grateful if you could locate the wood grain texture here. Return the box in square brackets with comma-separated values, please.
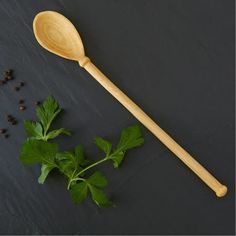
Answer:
[33, 11, 85, 60]
[0, 0, 234, 235]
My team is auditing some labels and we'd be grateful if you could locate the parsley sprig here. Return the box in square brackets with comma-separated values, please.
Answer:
[20, 96, 144, 207]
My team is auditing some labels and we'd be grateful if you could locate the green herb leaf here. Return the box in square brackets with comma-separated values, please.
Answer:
[87, 171, 108, 188]
[36, 96, 62, 134]
[95, 137, 112, 156]
[88, 184, 112, 207]
[24, 121, 43, 139]
[74, 145, 85, 164]
[38, 164, 55, 184]
[20, 139, 58, 165]
[46, 128, 71, 140]
[56, 146, 85, 178]
[80, 159, 92, 167]
[70, 182, 88, 204]
[56, 151, 78, 178]
[109, 125, 144, 167]
[116, 124, 144, 150]
[110, 151, 125, 168]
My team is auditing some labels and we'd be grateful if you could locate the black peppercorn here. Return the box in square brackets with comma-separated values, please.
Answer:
[5, 69, 12, 75]
[14, 86, 20, 91]
[7, 118, 13, 122]
[4, 134, 9, 138]
[35, 101, 41, 106]
[0, 129, 6, 134]
[19, 99, 24, 104]
[19, 81, 25, 87]
[19, 105, 26, 111]
[6, 114, 12, 119]
[0, 80, 6, 85]
[11, 120, 17, 125]
[6, 114, 14, 123]
[6, 75, 13, 81]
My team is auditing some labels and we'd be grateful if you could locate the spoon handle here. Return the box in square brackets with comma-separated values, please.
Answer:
[80, 58, 227, 197]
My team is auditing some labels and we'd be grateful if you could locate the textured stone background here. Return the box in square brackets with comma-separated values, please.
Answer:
[0, 0, 234, 234]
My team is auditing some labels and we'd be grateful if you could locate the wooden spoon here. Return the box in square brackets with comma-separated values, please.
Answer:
[33, 11, 227, 197]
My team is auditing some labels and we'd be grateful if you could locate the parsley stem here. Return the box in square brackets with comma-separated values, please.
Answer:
[76, 157, 108, 177]
[77, 177, 85, 181]
[67, 156, 109, 189]
[67, 177, 85, 189]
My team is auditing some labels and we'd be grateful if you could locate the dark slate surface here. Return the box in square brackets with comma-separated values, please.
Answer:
[0, 0, 234, 235]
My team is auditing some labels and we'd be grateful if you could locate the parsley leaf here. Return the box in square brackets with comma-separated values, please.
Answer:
[70, 178, 111, 207]
[56, 145, 86, 180]
[56, 151, 77, 178]
[109, 125, 144, 168]
[74, 145, 85, 165]
[110, 151, 125, 168]
[87, 171, 108, 188]
[46, 128, 71, 140]
[20, 139, 58, 165]
[36, 96, 62, 135]
[24, 96, 70, 142]
[38, 164, 55, 184]
[24, 121, 43, 139]
[116, 124, 144, 150]
[70, 182, 88, 204]
[95, 137, 112, 156]
[88, 184, 112, 207]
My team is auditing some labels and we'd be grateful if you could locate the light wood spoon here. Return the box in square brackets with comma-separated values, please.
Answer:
[33, 11, 227, 197]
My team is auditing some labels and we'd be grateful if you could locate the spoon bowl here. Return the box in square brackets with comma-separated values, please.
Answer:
[33, 11, 85, 61]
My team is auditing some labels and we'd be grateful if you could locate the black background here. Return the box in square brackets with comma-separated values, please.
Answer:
[0, 0, 234, 235]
